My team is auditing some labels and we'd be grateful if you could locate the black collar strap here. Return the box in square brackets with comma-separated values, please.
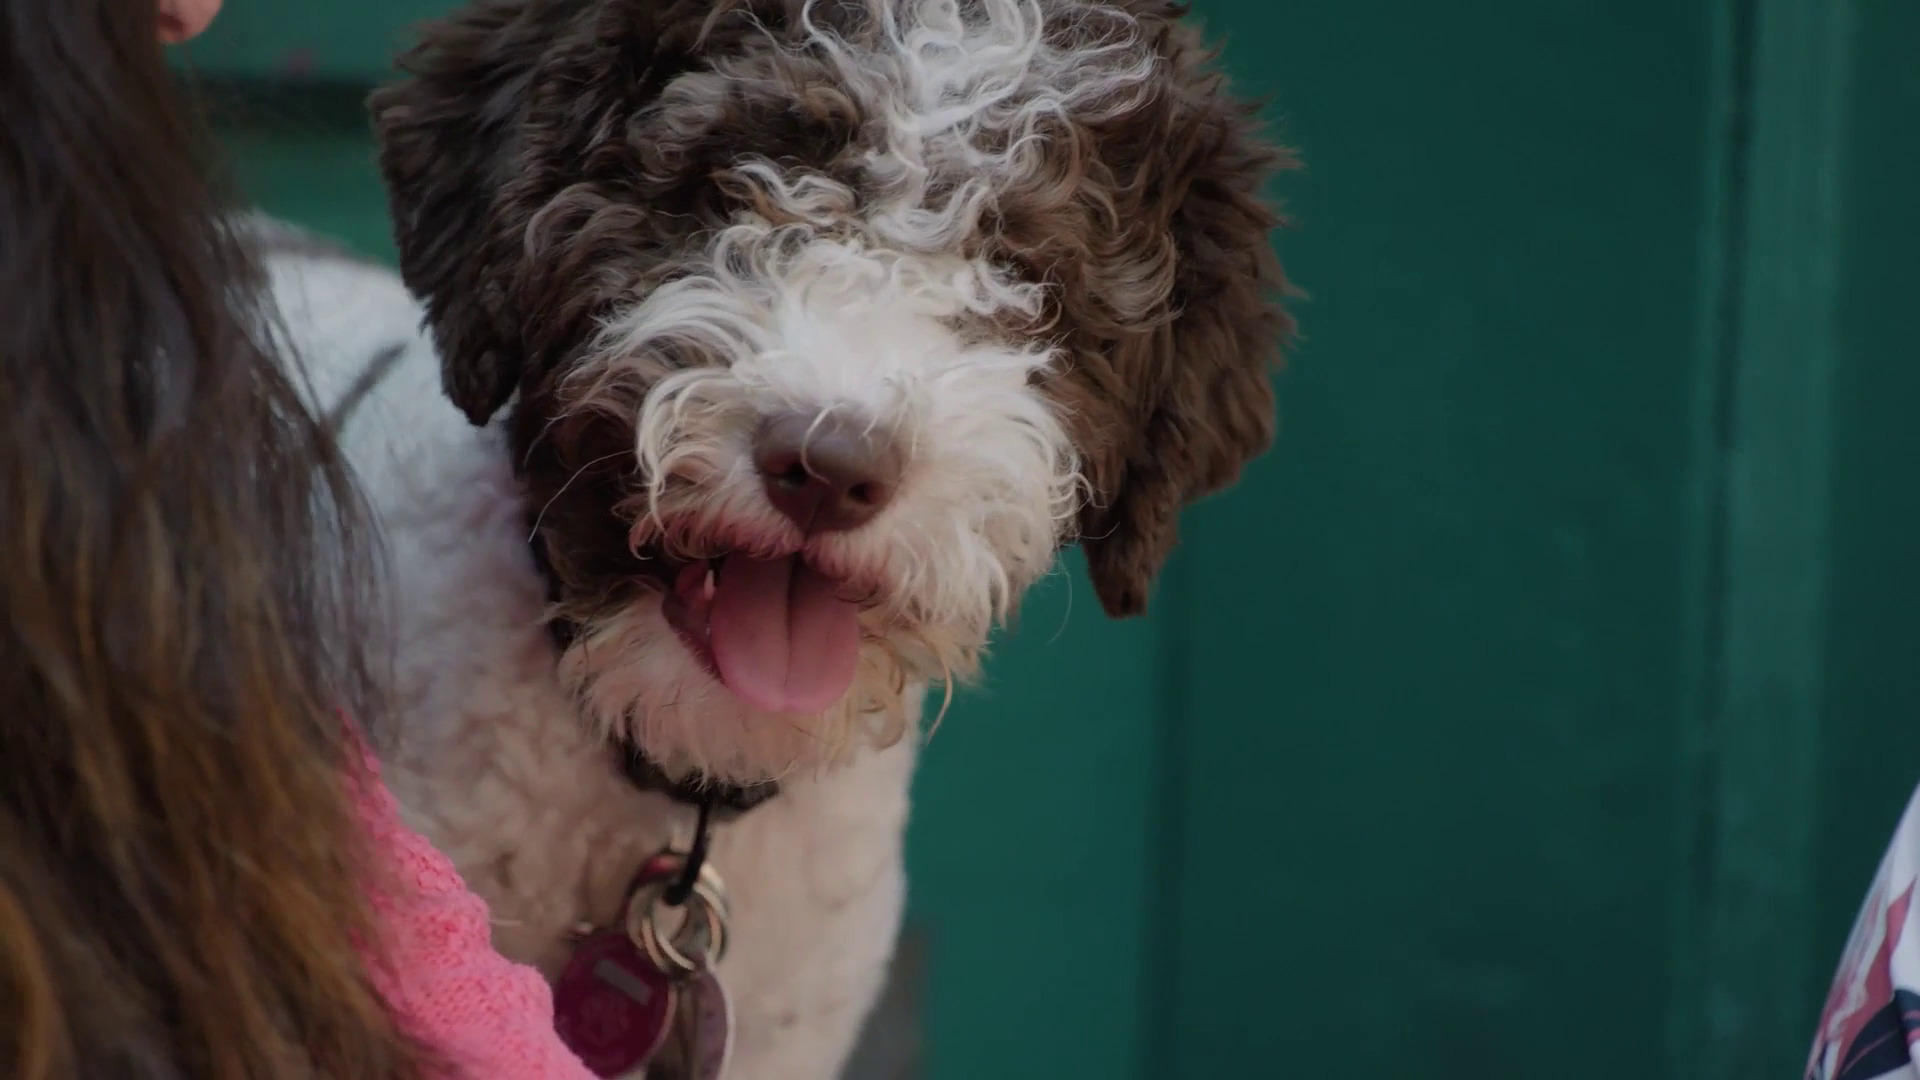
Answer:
[529, 530, 779, 816]
[616, 743, 780, 819]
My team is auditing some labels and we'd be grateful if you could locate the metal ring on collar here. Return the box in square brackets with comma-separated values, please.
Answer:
[628, 849, 729, 913]
[626, 876, 728, 977]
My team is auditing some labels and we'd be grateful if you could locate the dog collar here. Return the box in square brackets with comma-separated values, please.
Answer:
[530, 531, 779, 816]
[614, 739, 779, 818]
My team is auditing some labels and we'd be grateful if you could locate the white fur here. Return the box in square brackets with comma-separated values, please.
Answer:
[571, 231, 1077, 781]
[254, 3, 1168, 1077]
[563, 0, 1156, 784]
[266, 246, 913, 1080]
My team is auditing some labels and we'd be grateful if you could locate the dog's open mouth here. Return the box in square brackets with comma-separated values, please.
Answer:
[660, 553, 862, 715]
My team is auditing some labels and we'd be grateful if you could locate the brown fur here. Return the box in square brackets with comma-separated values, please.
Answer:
[0, 4, 429, 1077]
[372, 0, 1292, 620]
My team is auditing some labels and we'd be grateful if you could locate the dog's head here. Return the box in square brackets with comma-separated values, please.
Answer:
[372, 0, 1293, 785]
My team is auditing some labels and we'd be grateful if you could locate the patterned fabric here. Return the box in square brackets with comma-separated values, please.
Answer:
[349, 739, 596, 1079]
[1809, 786, 1920, 1080]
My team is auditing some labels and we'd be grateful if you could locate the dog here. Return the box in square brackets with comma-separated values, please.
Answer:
[266, 0, 1291, 1076]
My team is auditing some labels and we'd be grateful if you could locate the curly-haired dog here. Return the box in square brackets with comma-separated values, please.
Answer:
[270, 0, 1292, 1076]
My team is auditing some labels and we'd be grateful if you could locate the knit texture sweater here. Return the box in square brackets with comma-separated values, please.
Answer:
[352, 745, 596, 1079]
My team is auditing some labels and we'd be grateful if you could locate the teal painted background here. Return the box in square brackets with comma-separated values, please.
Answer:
[180, 0, 1920, 1076]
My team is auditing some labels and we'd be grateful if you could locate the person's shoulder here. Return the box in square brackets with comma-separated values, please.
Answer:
[1806, 782, 1920, 1080]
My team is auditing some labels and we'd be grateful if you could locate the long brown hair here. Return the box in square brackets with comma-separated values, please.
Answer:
[0, 2, 426, 1077]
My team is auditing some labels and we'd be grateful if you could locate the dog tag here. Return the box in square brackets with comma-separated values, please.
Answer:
[552, 930, 676, 1078]
[650, 967, 735, 1080]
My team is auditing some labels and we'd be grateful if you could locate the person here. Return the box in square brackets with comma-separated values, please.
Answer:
[0, 2, 592, 1076]
[1807, 788, 1920, 1080]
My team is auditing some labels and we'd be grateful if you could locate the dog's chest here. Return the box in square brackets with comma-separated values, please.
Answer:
[278, 250, 919, 1079]
[386, 708, 917, 1080]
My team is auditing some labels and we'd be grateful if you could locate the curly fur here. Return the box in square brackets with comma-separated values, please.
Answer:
[341, 0, 1293, 1075]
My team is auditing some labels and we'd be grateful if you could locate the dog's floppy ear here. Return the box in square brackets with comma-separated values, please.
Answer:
[1075, 51, 1294, 618]
[369, 0, 552, 426]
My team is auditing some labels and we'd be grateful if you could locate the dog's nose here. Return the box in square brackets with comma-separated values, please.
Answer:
[753, 412, 902, 534]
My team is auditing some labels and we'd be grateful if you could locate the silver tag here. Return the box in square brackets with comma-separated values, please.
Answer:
[650, 966, 734, 1080]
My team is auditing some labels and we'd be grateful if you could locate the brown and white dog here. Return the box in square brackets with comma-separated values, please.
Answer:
[266, 0, 1291, 1076]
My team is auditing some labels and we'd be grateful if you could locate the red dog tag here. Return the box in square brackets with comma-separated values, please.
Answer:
[552, 930, 676, 1077]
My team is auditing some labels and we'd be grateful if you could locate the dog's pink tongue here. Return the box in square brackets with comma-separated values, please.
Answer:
[708, 554, 860, 714]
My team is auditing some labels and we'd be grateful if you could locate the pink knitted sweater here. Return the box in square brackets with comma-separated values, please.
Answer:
[351, 747, 595, 1080]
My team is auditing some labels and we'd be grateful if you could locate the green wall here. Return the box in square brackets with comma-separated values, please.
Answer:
[183, 1, 1920, 1076]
